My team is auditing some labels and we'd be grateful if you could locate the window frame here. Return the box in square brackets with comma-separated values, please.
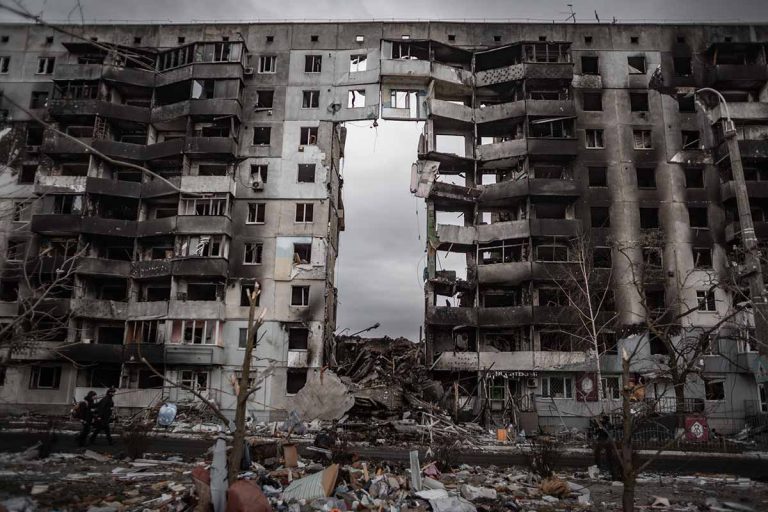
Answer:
[304, 54, 322, 73]
[697, 290, 717, 312]
[291, 285, 310, 307]
[585, 129, 604, 149]
[541, 376, 573, 399]
[295, 203, 314, 223]
[258, 55, 276, 74]
[246, 202, 266, 224]
[633, 129, 653, 150]
[301, 90, 320, 109]
[36, 56, 55, 74]
[243, 242, 263, 265]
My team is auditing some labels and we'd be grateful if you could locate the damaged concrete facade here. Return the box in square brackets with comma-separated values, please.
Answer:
[0, 22, 768, 430]
[0, 23, 380, 419]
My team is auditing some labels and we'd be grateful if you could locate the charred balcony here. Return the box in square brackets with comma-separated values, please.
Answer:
[76, 257, 132, 277]
[30, 214, 82, 235]
[165, 344, 224, 365]
[59, 343, 124, 364]
[48, 99, 150, 124]
[702, 43, 768, 89]
[715, 139, 768, 163]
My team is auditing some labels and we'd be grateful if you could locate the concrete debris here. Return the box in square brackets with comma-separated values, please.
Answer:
[459, 484, 497, 500]
[651, 495, 671, 507]
[290, 369, 355, 422]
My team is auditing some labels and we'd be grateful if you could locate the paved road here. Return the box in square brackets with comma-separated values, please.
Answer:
[1, 431, 766, 480]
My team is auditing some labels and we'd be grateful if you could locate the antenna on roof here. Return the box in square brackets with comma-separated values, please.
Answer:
[594, 10, 600, 23]
[565, 4, 576, 24]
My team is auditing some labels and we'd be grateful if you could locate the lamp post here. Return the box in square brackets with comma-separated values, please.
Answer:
[695, 88, 766, 356]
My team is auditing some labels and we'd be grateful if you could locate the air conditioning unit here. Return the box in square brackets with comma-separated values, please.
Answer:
[252, 182, 264, 191]
[526, 377, 538, 388]
[177, 292, 188, 301]
[298, 146, 305, 152]
[243, 67, 254, 76]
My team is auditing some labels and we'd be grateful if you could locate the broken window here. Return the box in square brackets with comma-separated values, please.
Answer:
[240, 281, 260, 307]
[390, 90, 419, 116]
[688, 207, 708, 228]
[541, 376, 573, 398]
[125, 320, 165, 344]
[593, 247, 612, 268]
[582, 92, 602, 111]
[255, 90, 274, 109]
[97, 326, 125, 345]
[297, 164, 315, 183]
[528, 118, 572, 138]
[179, 235, 227, 258]
[288, 328, 309, 350]
[532, 164, 570, 180]
[251, 164, 268, 184]
[693, 247, 712, 268]
[347, 89, 365, 108]
[29, 366, 61, 389]
[300, 127, 318, 145]
[629, 92, 649, 112]
[52, 195, 82, 214]
[171, 319, 220, 345]
[540, 331, 574, 351]
[137, 369, 163, 389]
[581, 56, 599, 75]
[243, 242, 263, 265]
[29, 91, 48, 109]
[12, 201, 28, 222]
[182, 194, 230, 216]
[588, 166, 607, 187]
[639, 208, 659, 229]
[479, 240, 528, 265]
[705, 380, 725, 400]
[601, 376, 620, 399]
[585, 129, 604, 149]
[302, 90, 320, 109]
[286, 369, 307, 394]
[295, 203, 313, 223]
[677, 93, 695, 113]
[247, 203, 266, 224]
[19, 165, 37, 184]
[633, 130, 652, 149]
[538, 288, 569, 307]
[0, 56, 9, 73]
[682, 171, 704, 192]
[636, 167, 656, 188]
[350, 54, 367, 72]
[36, 56, 55, 74]
[304, 55, 321, 73]
[673, 56, 692, 76]
[536, 244, 568, 262]
[643, 247, 663, 268]
[258, 55, 276, 73]
[591, 207, 610, 228]
[253, 127, 271, 145]
[180, 370, 208, 392]
[293, 243, 311, 264]
[627, 55, 646, 74]
[0, 279, 18, 302]
[186, 282, 223, 301]
[291, 286, 310, 306]
[198, 164, 228, 176]
[681, 130, 700, 149]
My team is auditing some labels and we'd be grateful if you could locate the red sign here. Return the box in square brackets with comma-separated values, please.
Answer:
[576, 373, 598, 402]
[685, 416, 709, 442]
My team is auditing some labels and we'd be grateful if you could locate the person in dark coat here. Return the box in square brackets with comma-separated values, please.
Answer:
[89, 388, 116, 445]
[593, 413, 617, 477]
[76, 391, 97, 447]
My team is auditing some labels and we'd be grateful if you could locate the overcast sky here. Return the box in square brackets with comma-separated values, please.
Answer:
[2, 1, 766, 339]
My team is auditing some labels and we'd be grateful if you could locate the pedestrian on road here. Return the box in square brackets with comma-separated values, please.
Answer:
[89, 387, 116, 445]
[75, 390, 97, 447]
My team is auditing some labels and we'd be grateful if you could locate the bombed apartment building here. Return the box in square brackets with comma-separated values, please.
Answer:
[0, 22, 767, 429]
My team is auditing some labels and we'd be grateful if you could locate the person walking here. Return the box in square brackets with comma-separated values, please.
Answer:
[89, 388, 116, 445]
[75, 391, 97, 447]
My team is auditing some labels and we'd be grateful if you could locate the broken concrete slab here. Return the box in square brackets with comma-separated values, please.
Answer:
[290, 369, 354, 421]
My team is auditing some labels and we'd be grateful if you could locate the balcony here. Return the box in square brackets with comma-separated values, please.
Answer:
[80, 217, 137, 237]
[35, 176, 87, 195]
[432, 350, 588, 371]
[428, 182, 481, 208]
[54, 63, 155, 88]
[380, 59, 431, 81]
[128, 301, 169, 319]
[165, 344, 224, 365]
[475, 100, 526, 124]
[85, 177, 141, 198]
[530, 218, 581, 237]
[48, 99, 150, 123]
[173, 257, 229, 277]
[60, 343, 123, 363]
[476, 138, 527, 161]
[168, 300, 225, 319]
[428, 99, 473, 129]
[123, 343, 165, 364]
[143, 138, 186, 160]
[475, 62, 573, 87]
[478, 305, 533, 326]
[709, 102, 768, 124]
[131, 260, 173, 279]
[477, 262, 532, 285]
[721, 180, 768, 201]
[41, 131, 91, 155]
[180, 175, 235, 194]
[184, 137, 238, 157]
[92, 139, 152, 161]
[76, 257, 131, 277]
[142, 177, 181, 198]
[70, 298, 129, 320]
[477, 220, 532, 242]
[527, 138, 578, 156]
[155, 62, 244, 87]
[152, 99, 242, 123]
[704, 64, 768, 88]
[137, 216, 177, 237]
[53, 63, 103, 81]
[30, 214, 82, 235]
[426, 306, 476, 326]
[176, 215, 232, 236]
[533, 305, 578, 324]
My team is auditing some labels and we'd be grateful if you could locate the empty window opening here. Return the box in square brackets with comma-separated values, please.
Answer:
[302, 90, 320, 109]
[36, 56, 55, 74]
[584, 35, 593, 44]
[536, 244, 569, 262]
[243, 242, 263, 265]
[697, 290, 717, 312]
[251, 164, 268, 184]
[255, 90, 274, 109]
[258, 55, 276, 73]
[581, 56, 599, 74]
[29, 91, 48, 109]
[640, 207, 659, 229]
[529, 118, 572, 138]
[448, 34, 456, 42]
[627, 55, 647, 74]
[180, 370, 208, 392]
[685, 168, 703, 188]
[589, 166, 607, 187]
[585, 129, 604, 148]
[591, 207, 610, 228]
[253, 127, 271, 145]
[350, 54, 367, 72]
[630, 36, 639, 44]
[286, 369, 307, 394]
[305, 55, 322, 72]
[186, 282, 223, 301]
[593, 247, 612, 268]
[630, 92, 649, 112]
[681, 130, 700, 149]
[295, 203, 314, 223]
[693, 247, 712, 268]
[247, 203, 266, 224]
[291, 286, 310, 306]
[289, 328, 309, 350]
[677, 94, 696, 113]
[297, 164, 316, 183]
[347, 89, 365, 108]
[493, 35, 501, 42]
[390, 90, 419, 118]
[636, 167, 656, 188]
[705, 380, 725, 400]
[310, 35, 319, 42]
[300, 127, 318, 145]
[19, 165, 37, 183]
[0, 56, 10, 73]
[29, 366, 61, 389]
[0, 279, 18, 302]
[633, 130, 653, 149]
[266, 35, 274, 43]
[293, 243, 312, 264]
[582, 92, 602, 111]
[240, 281, 261, 307]
[673, 56, 692, 76]
[689, 207, 708, 228]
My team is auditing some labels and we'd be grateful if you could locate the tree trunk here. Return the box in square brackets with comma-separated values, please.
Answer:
[622, 478, 636, 512]
[674, 378, 686, 415]
[621, 350, 636, 512]
[227, 289, 260, 483]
